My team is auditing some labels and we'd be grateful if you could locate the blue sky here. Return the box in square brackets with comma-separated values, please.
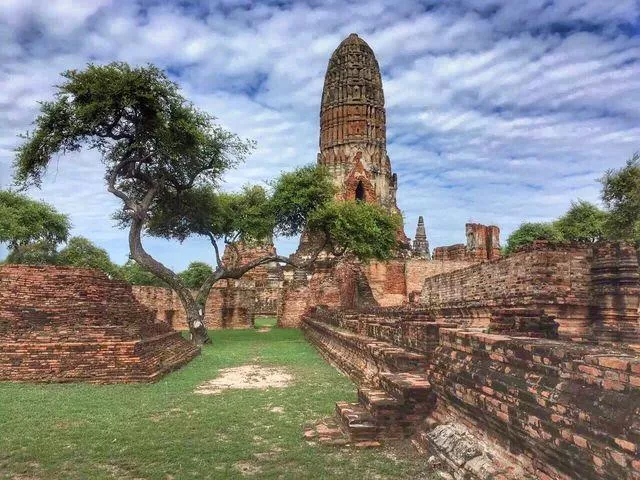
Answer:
[1, 0, 639, 271]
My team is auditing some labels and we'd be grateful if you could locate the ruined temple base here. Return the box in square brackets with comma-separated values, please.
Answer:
[302, 305, 640, 480]
[0, 266, 200, 383]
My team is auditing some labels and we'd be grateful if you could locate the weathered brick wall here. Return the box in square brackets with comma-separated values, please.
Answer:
[280, 257, 479, 327]
[302, 306, 640, 479]
[279, 284, 311, 328]
[0, 265, 199, 383]
[427, 329, 640, 480]
[363, 260, 407, 306]
[433, 223, 501, 261]
[433, 244, 467, 261]
[132, 281, 256, 330]
[131, 285, 188, 329]
[421, 242, 640, 342]
[404, 259, 476, 301]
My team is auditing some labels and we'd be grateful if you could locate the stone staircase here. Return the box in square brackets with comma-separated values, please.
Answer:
[306, 371, 434, 447]
[302, 307, 441, 446]
[303, 310, 437, 447]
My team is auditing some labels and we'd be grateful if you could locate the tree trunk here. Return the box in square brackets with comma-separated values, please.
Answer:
[128, 215, 212, 345]
[183, 296, 211, 346]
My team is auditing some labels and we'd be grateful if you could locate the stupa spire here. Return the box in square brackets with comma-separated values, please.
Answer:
[412, 216, 430, 259]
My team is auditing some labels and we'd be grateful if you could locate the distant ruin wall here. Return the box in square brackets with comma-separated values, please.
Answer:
[421, 242, 640, 343]
[132, 282, 255, 330]
[433, 223, 501, 261]
[280, 257, 478, 327]
[404, 259, 476, 301]
[0, 265, 199, 383]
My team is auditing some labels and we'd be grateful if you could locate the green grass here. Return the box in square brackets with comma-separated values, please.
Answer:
[0, 328, 433, 480]
[253, 316, 277, 328]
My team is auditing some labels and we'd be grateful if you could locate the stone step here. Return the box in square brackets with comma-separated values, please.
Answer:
[357, 387, 407, 440]
[304, 318, 429, 373]
[335, 402, 378, 442]
[358, 386, 402, 412]
[379, 372, 433, 404]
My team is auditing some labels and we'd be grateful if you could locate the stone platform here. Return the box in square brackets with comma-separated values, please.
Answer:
[0, 265, 200, 383]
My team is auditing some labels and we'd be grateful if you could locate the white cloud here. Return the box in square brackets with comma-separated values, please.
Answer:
[0, 0, 638, 270]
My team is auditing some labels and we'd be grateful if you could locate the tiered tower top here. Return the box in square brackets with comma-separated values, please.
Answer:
[319, 33, 386, 152]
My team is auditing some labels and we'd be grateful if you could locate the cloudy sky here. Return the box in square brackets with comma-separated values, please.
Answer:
[1, 0, 639, 270]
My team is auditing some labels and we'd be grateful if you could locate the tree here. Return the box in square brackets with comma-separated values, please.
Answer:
[179, 262, 214, 289]
[504, 222, 563, 255]
[0, 190, 70, 250]
[15, 63, 400, 345]
[308, 200, 401, 261]
[554, 200, 607, 243]
[4, 240, 59, 265]
[601, 153, 640, 245]
[119, 259, 166, 286]
[58, 236, 119, 277]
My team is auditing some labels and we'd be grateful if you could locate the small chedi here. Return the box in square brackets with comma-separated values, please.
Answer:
[0, 265, 199, 383]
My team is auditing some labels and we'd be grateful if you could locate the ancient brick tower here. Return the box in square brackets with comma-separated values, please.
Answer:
[318, 33, 405, 228]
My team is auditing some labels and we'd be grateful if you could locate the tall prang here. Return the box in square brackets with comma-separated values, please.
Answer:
[318, 33, 406, 239]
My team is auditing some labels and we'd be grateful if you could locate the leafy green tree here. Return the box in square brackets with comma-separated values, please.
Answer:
[5, 240, 59, 265]
[601, 153, 640, 245]
[119, 259, 166, 286]
[14, 63, 401, 345]
[0, 190, 70, 249]
[308, 201, 402, 261]
[554, 200, 607, 243]
[504, 222, 563, 255]
[58, 236, 119, 277]
[179, 262, 214, 289]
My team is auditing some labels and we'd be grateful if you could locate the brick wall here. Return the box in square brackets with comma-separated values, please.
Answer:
[427, 329, 640, 480]
[279, 257, 479, 327]
[133, 282, 280, 330]
[404, 259, 476, 301]
[421, 242, 640, 343]
[302, 305, 640, 479]
[433, 223, 501, 261]
[0, 265, 199, 383]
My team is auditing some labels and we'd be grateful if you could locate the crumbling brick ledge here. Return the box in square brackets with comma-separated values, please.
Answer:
[302, 284, 640, 480]
[0, 265, 199, 383]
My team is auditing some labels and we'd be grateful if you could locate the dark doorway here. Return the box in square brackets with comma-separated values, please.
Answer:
[355, 181, 365, 201]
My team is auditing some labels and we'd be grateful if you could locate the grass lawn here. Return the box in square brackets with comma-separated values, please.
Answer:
[0, 327, 433, 480]
[253, 316, 277, 328]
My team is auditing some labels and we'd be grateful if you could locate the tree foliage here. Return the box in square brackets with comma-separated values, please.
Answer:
[601, 153, 640, 245]
[5, 241, 59, 265]
[119, 260, 166, 286]
[504, 222, 563, 255]
[270, 165, 336, 237]
[58, 236, 120, 277]
[309, 201, 402, 261]
[554, 200, 607, 243]
[0, 190, 70, 249]
[179, 262, 214, 289]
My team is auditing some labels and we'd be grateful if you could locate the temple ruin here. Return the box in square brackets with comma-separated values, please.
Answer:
[0, 32, 638, 480]
[0, 265, 199, 383]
